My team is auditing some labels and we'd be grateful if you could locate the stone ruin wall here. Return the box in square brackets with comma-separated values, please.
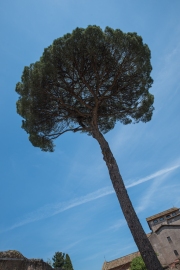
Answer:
[0, 250, 53, 270]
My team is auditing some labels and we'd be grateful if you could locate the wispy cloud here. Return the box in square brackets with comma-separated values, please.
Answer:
[155, 41, 180, 88]
[126, 164, 180, 188]
[2, 164, 179, 232]
[107, 219, 126, 232]
[63, 239, 84, 251]
[2, 187, 114, 232]
[135, 172, 170, 213]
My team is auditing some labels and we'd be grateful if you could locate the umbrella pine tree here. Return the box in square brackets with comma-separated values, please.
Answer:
[16, 26, 163, 270]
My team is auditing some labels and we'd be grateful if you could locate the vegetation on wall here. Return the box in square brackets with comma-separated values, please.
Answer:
[130, 256, 147, 270]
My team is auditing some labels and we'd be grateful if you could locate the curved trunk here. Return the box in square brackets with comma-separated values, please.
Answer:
[92, 128, 163, 270]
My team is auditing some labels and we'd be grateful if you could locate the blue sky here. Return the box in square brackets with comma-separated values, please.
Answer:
[0, 1, 180, 270]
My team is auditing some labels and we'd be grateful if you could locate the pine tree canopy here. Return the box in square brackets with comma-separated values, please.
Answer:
[16, 25, 154, 151]
[51, 252, 74, 270]
[64, 254, 74, 270]
[52, 252, 65, 268]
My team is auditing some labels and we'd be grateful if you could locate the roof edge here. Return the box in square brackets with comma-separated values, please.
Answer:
[146, 207, 179, 222]
[105, 251, 140, 264]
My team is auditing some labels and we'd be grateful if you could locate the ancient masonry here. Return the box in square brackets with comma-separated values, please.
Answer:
[0, 250, 53, 270]
[102, 207, 180, 270]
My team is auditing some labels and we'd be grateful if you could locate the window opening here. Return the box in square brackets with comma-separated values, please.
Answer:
[166, 215, 171, 218]
[174, 250, 179, 256]
[159, 217, 164, 221]
[167, 236, 172, 243]
[153, 220, 158, 224]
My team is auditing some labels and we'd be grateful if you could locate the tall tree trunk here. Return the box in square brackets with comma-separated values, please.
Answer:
[92, 128, 163, 270]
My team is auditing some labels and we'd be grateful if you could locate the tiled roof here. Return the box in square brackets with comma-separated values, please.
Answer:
[146, 207, 179, 222]
[102, 251, 140, 270]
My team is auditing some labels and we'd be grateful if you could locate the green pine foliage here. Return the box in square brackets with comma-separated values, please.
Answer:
[51, 252, 74, 270]
[52, 252, 65, 268]
[130, 256, 147, 270]
[64, 254, 74, 270]
[16, 25, 154, 152]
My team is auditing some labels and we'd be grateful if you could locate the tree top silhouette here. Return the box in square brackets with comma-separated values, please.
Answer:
[16, 25, 154, 151]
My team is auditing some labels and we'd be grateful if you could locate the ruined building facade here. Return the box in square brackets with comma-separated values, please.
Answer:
[0, 250, 53, 270]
